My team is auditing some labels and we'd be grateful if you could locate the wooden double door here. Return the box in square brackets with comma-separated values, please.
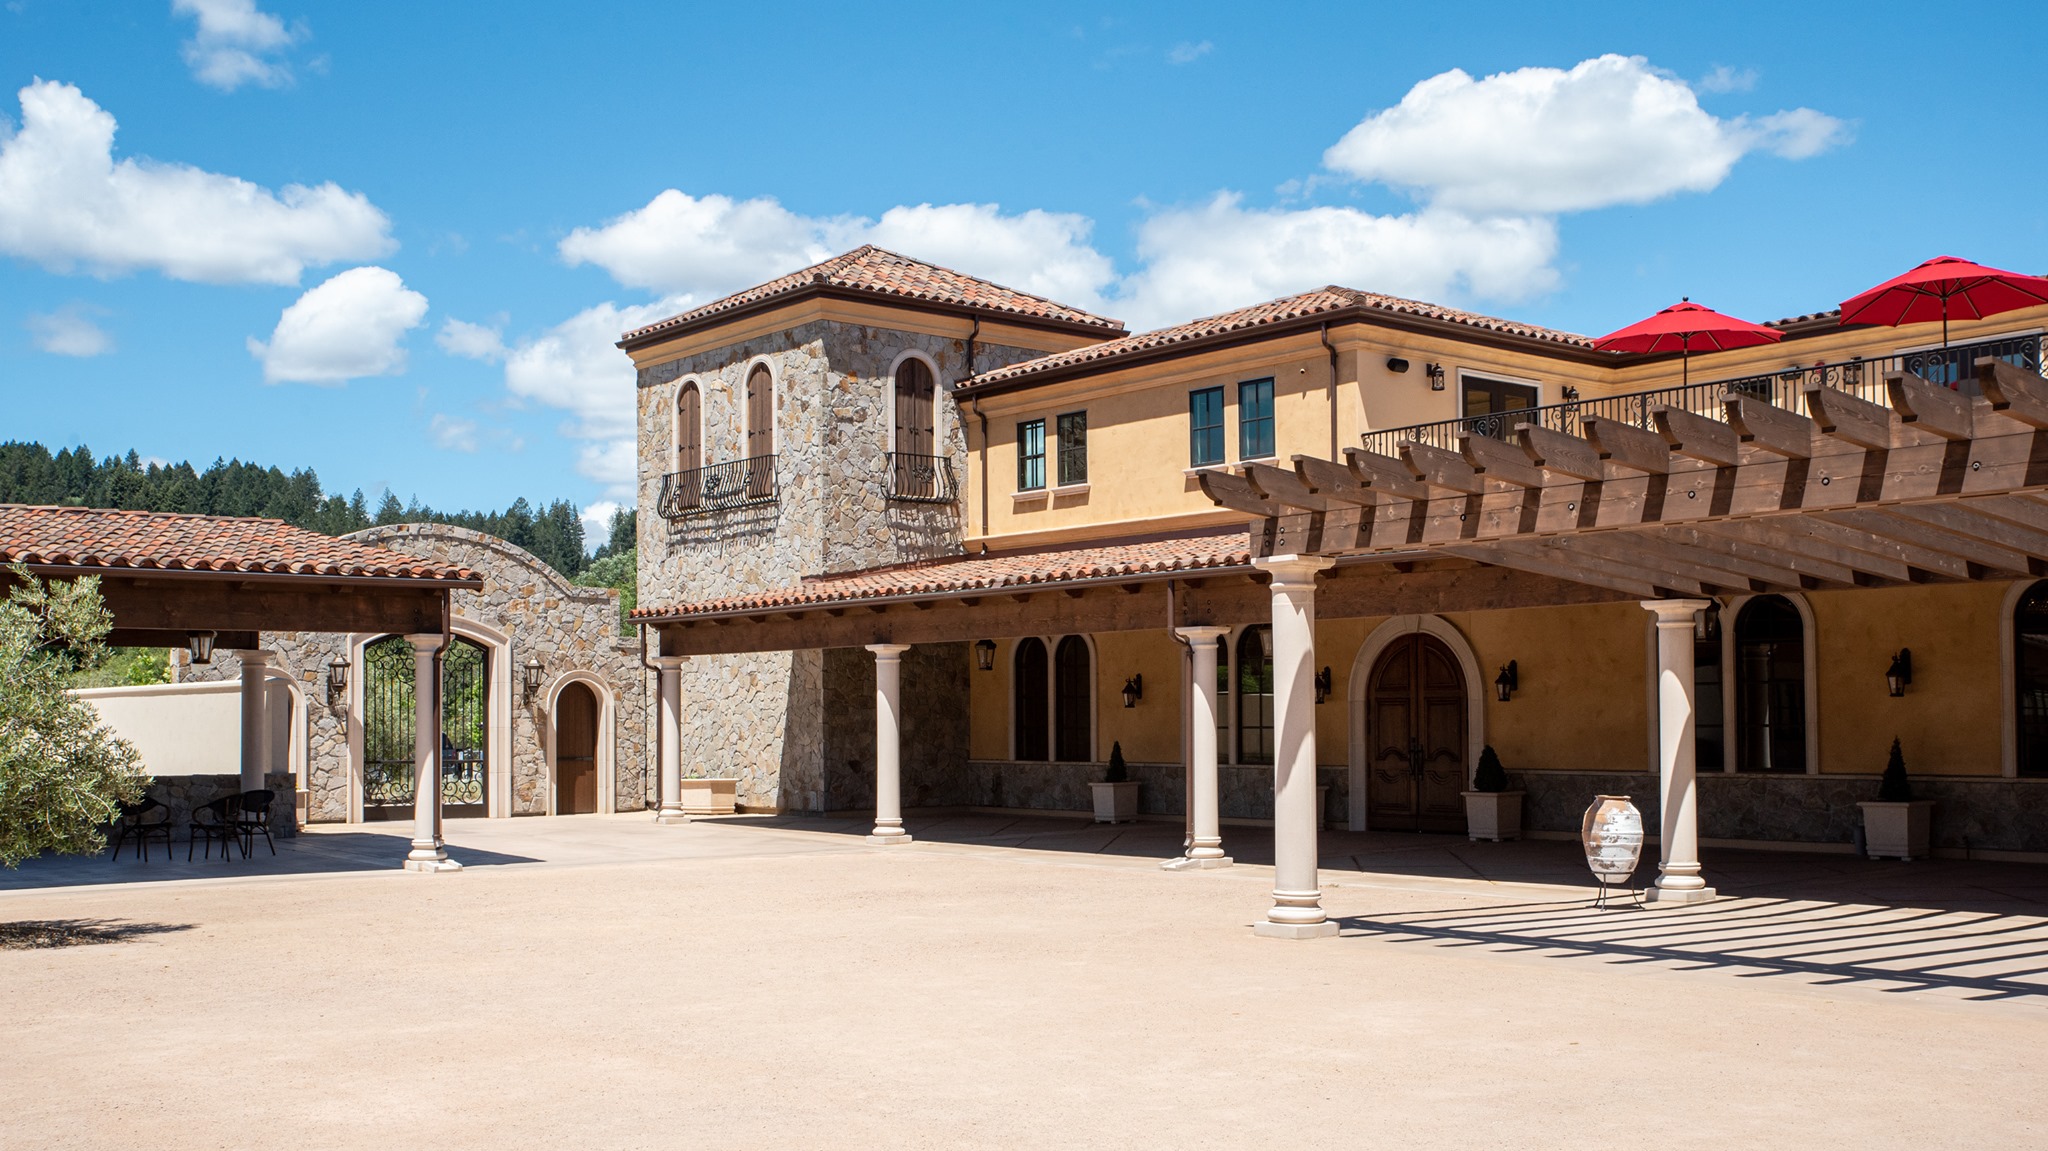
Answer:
[1365, 634, 1470, 833]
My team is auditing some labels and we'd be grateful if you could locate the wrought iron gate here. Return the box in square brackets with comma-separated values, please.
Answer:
[361, 636, 489, 820]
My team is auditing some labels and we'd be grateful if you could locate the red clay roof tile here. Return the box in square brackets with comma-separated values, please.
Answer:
[0, 504, 482, 584]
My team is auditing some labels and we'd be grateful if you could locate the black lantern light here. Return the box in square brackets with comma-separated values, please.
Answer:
[1495, 660, 1519, 702]
[185, 630, 216, 665]
[1694, 602, 1722, 643]
[326, 655, 349, 706]
[1886, 648, 1913, 698]
[975, 639, 997, 672]
[521, 655, 544, 704]
[1121, 674, 1143, 708]
[1425, 362, 1447, 391]
[1313, 666, 1333, 705]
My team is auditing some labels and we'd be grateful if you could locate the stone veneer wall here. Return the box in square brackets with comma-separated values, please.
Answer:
[955, 761, 1350, 826]
[819, 643, 971, 813]
[637, 321, 1050, 811]
[190, 525, 647, 822]
[118, 771, 298, 848]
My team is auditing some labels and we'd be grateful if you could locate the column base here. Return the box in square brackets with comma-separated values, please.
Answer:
[868, 830, 914, 845]
[655, 809, 691, 825]
[1253, 920, 1340, 940]
[403, 856, 463, 873]
[1641, 884, 1717, 906]
[1160, 855, 1234, 871]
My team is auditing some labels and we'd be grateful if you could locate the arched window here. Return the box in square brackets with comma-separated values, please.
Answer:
[676, 383, 701, 473]
[1215, 633, 1231, 764]
[1236, 625, 1274, 765]
[2014, 583, 2048, 776]
[1735, 595, 1805, 773]
[1013, 638, 1048, 761]
[1054, 635, 1093, 762]
[895, 358, 936, 457]
[744, 363, 774, 499]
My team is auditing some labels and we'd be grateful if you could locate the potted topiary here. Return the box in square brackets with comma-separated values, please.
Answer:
[1859, 738, 1935, 860]
[1462, 744, 1524, 842]
[1090, 741, 1140, 824]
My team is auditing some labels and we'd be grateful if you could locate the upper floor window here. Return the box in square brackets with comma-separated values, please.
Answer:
[894, 358, 936, 457]
[1239, 378, 1274, 460]
[675, 382, 702, 474]
[745, 364, 774, 460]
[1461, 375, 1539, 442]
[1190, 386, 1224, 467]
[1018, 419, 1046, 491]
[1057, 411, 1088, 486]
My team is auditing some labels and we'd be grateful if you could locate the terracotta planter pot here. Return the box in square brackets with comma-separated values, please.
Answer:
[1462, 790, 1524, 842]
[1090, 781, 1139, 824]
[680, 778, 738, 816]
[1859, 800, 1935, 861]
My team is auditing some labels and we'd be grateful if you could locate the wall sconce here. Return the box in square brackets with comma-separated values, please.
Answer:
[1561, 385, 1581, 402]
[1385, 357, 1410, 374]
[521, 655, 544, 705]
[1495, 660, 1519, 702]
[1121, 674, 1143, 708]
[975, 639, 997, 672]
[185, 631, 216, 665]
[1424, 363, 1447, 391]
[1887, 649, 1913, 698]
[1693, 602, 1722, 643]
[1313, 666, 1333, 705]
[326, 655, 349, 707]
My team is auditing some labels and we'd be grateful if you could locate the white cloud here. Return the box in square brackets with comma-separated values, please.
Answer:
[173, 0, 303, 91]
[500, 296, 684, 497]
[25, 303, 114, 356]
[1323, 54, 1846, 214]
[1168, 40, 1213, 65]
[436, 317, 506, 362]
[1698, 65, 1758, 94]
[1117, 194, 1558, 330]
[428, 414, 477, 452]
[0, 80, 392, 284]
[579, 499, 622, 547]
[862, 203, 1116, 315]
[248, 266, 428, 384]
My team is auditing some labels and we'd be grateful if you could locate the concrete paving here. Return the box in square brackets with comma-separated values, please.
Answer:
[3, 812, 2044, 1148]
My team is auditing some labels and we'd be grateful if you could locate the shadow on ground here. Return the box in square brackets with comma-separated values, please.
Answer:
[0, 831, 539, 892]
[0, 918, 195, 949]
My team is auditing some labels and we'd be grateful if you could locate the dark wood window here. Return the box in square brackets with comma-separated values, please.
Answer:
[1735, 595, 1806, 773]
[1057, 411, 1088, 486]
[1054, 635, 1092, 762]
[1461, 375, 1539, 441]
[1235, 625, 1274, 765]
[1239, 379, 1274, 460]
[895, 358, 936, 457]
[676, 383, 701, 473]
[1695, 604, 1724, 771]
[1014, 638, 1048, 761]
[2016, 583, 2048, 777]
[1215, 634, 1231, 763]
[1017, 420, 1046, 491]
[1190, 386, 1225, 466]
[745, 364, 774, 459]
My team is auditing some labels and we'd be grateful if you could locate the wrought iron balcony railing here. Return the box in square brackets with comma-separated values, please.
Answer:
[886, 452, 959, 504]
[1360, 333, 2045, 458]
[656, 455, 777, 520]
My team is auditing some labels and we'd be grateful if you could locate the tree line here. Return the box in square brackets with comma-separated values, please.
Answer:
[0, 441, 633, 580]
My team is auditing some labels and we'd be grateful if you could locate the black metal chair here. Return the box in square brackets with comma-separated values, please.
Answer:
[109, 797, 173, 862]
[188, 796, 241, 862]
[234, 789, 277, 858]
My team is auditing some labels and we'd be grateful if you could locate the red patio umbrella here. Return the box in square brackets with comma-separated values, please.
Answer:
[1593, 299, 1782, 386]
[1839, 255, 2048, 350]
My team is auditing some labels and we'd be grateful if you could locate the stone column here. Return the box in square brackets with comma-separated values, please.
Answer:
[1253, 556, 1337, 938]
[866, 644, 914, 844]
[651, 656, 689, 825]
[404, 634, 459, 872]
[1642, 599, 1716, 905]
[236, 650, 270, 795]
[1165, 626, 1231, 870]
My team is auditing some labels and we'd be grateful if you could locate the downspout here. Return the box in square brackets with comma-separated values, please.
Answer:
[637, 623, 659, 811]
[966, 317, 986, 542]
[1321, 321, 1340, 462]
[1167, 579, 1195, 854]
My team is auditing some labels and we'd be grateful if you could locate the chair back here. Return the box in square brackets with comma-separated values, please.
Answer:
[193, 796, 236, 826]
[237, 790, 274, 820]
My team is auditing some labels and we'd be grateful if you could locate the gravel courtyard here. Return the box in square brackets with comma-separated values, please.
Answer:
[3, 814, 2042, 1150]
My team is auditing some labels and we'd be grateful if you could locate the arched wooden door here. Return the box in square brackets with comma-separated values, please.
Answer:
[555, 682, 598, 815]
[1366, 634, 1469, 832]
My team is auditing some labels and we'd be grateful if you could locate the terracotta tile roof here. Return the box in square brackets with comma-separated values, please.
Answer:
[960, 286, 1596, 390]
[620, 245, 1126, 344]
[0, 504, 482, 584]
[633, 529, 1251, 619]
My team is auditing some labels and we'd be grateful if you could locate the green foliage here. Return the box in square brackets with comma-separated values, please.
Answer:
[65, 647, 172, 689]
[1105, 741, 1128, 783]
[572, 547, 637, 633]
[1473, 744, 1509, 793]
[0, 440, 603, 580]
[0, 566, 149, 866]
[1878, 737, 1913, 802]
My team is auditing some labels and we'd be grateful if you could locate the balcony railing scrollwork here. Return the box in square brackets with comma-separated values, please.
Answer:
[885, 452, 959, 504]
[657, 455, 778, 521]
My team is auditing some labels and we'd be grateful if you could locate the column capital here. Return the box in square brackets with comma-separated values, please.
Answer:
[1173, 625, 1230, 642]
[865, 642, 911, 658]
[1252, 554, 1336, 587]
[233, 648, 270, 666]
[404, 633, 446, 654]
[648, 654, 688, 671]
[1640, 598, 1714, 624]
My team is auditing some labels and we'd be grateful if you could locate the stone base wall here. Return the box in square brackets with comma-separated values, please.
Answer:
[1520, 770, 2048, 854]
[821, 644, 971, 813]
[955, 761, 1349, 825]
[124, 771, 299, 849]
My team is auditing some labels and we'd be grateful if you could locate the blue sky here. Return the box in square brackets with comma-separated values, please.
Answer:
[4, 1, 2045, 535]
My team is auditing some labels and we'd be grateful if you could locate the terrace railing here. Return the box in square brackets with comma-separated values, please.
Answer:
[656, 455, 777, 521]
[1361, 333, 2045, 458]
[886, 452, 959, 504]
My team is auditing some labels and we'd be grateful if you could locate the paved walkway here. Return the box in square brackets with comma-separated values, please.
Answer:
[4, 812, 2045, 1148]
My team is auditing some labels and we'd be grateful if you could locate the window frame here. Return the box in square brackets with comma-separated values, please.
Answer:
[742, 359, 777, 460]
[1017, 419, 1047, 492]
[1238, 378, 1275, 461]
[1012, 638, 1050, 762]
[1189, 386, 1225, 467]
[1056, 410, 1088, 487]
